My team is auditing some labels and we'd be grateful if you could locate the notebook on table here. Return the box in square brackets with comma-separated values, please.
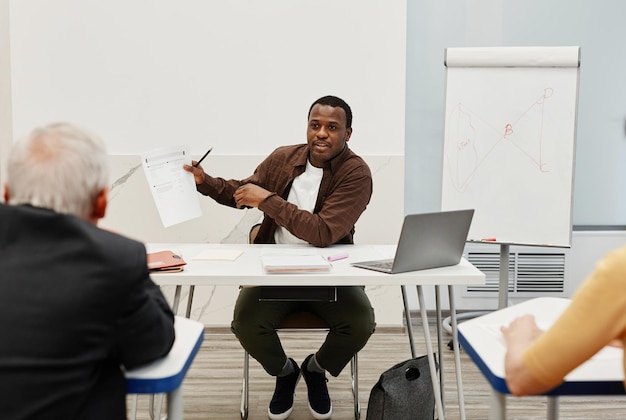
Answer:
[260, 254, 332, 274]
[147, 250, 187, 272]
[259, 254, 334, 301]
[351, 209, 474, 274]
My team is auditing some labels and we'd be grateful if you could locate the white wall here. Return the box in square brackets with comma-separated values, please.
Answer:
[0, 0, 12, 185]
[7, 1, 406, 157]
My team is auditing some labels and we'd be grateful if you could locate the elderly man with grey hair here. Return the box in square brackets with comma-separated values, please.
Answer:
[0, 122, 175, 420]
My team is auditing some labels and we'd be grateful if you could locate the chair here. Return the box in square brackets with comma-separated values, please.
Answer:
[240, 224, 360, 419]
[240, 311, 360, 420]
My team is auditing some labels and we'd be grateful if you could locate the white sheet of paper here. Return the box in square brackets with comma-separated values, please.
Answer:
[193, 249, 243, 261]
[141, 146, 202, 227]
[483, 323, 623, 360]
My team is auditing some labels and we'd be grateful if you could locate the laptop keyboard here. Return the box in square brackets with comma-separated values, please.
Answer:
[370, 260, 393, 270]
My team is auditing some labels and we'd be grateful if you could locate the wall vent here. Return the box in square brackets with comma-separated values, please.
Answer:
[466, 252, 566, 295]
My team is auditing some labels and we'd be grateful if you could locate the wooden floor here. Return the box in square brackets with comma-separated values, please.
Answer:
[128, 324, 626, 420]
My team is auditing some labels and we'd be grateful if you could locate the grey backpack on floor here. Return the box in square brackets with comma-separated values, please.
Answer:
[366, 355, 436, 420]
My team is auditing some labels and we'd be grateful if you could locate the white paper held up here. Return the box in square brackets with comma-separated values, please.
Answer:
[141, 146, 202, 227]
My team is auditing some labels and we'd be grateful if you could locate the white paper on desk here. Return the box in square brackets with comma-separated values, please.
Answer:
[141, 146, 202, 227]
[260, 254, 331, 274]
[193, 249, 243, 261]
[482, 323, 623, 361]
[481, 322, 551, 348]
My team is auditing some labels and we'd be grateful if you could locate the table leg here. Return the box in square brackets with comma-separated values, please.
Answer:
[185, 285, 195, 318]
[498, 244, 510, 309]
[547, 396, 559, 420]
[435, 286, 445, 411]
[401, 285, 417, 358]
[129, 394, 138, 420]
[157, 286, 184, 420]
[172, 285, 182, 314]
[167, 388, 184, 420]
[148, 394, 162, 420]
[448, 285, 466, 420]
[417, 285, 445, 420]
[489, 390, 505, 420]
[241, 351, 249, 419]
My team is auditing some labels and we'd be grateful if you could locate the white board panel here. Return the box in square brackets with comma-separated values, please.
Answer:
[441, 47, 579, 247]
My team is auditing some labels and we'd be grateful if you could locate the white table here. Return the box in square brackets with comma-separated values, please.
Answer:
[126, 316, 205, 420]
[147, 243, 485, 420]
[458, 297, 625, 420]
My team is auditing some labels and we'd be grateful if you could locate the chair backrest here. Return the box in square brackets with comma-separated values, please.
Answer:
[249, 223, 261, 244]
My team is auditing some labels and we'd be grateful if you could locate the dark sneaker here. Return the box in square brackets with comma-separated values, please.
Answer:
[268, 358, 301, 420]
[301, 354, 332, 419]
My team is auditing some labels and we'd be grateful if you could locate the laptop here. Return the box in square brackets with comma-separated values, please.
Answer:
[351, 209, 474, 274]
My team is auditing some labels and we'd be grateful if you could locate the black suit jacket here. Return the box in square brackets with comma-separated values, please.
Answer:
[0, 204, 175, 420]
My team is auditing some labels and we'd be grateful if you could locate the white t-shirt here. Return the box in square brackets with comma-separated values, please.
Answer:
[274, 160, 323, 244]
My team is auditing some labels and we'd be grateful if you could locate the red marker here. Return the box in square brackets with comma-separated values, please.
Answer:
[481, 238, 497, 242]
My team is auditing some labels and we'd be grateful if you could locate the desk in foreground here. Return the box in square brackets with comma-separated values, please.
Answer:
[147, 243, 485, 420]
[458, 297, 625, 420]
[126, 316, 205, 420]
[146, 243, 484, 287]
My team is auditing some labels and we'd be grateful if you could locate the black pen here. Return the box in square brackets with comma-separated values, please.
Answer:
[193, 148, 213, 167]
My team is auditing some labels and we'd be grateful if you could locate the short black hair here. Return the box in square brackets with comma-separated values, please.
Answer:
[308, 95, 352, 128]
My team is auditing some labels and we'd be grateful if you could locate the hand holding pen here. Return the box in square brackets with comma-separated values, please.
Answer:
[184, 148, 212, 185]
[193, 147, 212, 167]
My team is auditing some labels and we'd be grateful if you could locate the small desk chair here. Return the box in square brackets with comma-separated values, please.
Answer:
[240, 311, 360, 420]
[240, 224, 360, 419]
